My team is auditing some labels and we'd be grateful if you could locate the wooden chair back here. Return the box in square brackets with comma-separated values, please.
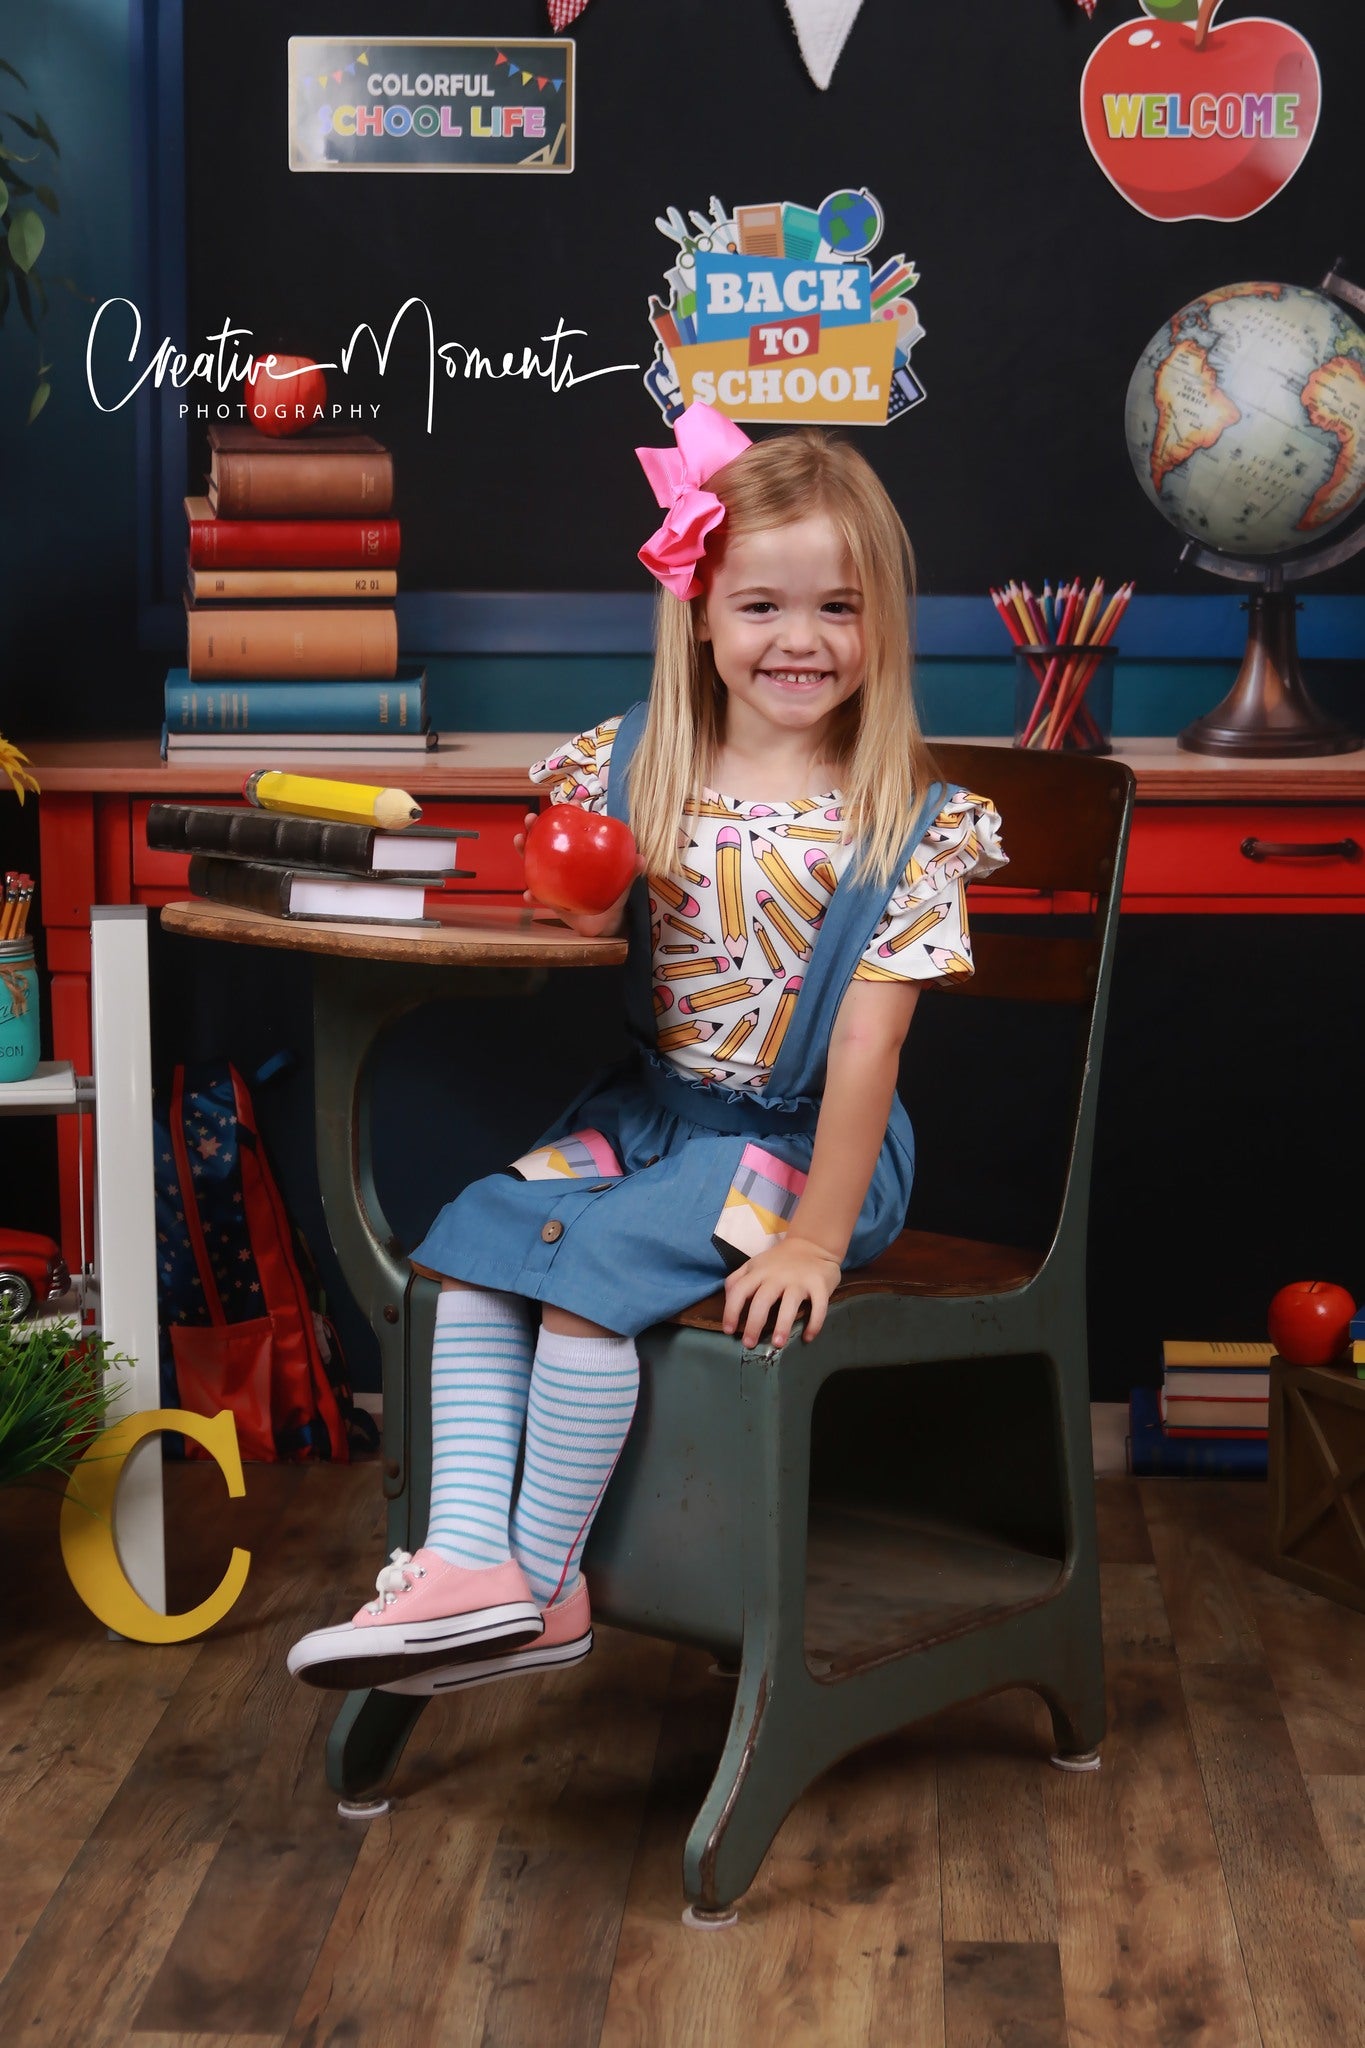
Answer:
[929, 744, 1133, 1008]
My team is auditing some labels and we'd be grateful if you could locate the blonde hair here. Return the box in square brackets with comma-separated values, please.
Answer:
[627, 427, 938, 887]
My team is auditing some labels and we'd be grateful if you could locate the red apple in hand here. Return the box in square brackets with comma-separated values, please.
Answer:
[523, 806, 638, 915]
[1267, 1281, 1355, 1368]
[1080, 1, 1321, 223]
[247, 354, 328, 436]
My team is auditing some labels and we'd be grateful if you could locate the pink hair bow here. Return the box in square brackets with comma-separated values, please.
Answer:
[635, 401, 753, 600]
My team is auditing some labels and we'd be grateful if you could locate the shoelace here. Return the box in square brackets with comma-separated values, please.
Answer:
[364, 1548, 428, 1615]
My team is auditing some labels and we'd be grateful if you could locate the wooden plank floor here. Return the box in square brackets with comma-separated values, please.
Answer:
[2, 1465, 1365, 2046]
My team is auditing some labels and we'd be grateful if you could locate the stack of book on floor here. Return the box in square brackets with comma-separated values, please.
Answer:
[147, 801, 469, 925]
[165, 425, 436, 760]
[1127, 1340, 1272, 1476]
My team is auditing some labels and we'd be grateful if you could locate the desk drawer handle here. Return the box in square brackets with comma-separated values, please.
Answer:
[1240, 835, 1361, 863]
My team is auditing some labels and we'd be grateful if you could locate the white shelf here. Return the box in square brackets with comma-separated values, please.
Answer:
[0, 1060, 90, 1113]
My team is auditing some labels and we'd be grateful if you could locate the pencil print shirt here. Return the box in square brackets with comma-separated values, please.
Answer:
[530, 717, 1008, 1094]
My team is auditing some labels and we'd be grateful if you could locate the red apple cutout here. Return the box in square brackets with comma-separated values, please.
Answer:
[1080, 2, 1321, 222]
[1267, 1280, 1356, 1368]
[246, 354, 329, 437]
[523, 807, 638, 916]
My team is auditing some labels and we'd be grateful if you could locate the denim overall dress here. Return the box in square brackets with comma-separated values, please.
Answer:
[408, 703, 948, 1337]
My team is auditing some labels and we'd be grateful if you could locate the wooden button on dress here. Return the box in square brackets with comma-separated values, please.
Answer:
[541, 1219, 564, 1242]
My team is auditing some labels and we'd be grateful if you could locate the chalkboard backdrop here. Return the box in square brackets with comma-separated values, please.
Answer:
[166, 0, 1360, 605]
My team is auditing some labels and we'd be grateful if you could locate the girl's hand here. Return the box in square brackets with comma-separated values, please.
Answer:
[513, 810, 642, 938]
[722, 1235, 843, 1351]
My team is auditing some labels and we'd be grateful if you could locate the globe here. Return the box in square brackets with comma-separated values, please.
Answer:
[817, 188, 881, 255]
[1124, 281, 1365, 559]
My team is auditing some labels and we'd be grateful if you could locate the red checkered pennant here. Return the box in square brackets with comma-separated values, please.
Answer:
[547, 0, 591, 26]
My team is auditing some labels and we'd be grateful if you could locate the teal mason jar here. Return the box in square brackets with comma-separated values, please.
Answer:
[0, 938, 40, 1082]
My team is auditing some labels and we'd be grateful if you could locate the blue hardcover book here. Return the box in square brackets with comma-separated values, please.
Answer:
[1127, 1385, 1268, 1477]
[164, 668, 426, 735]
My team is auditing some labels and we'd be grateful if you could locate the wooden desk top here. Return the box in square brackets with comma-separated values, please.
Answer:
[26, 734, 566, 799]
[160, 896, 629, 968]
[23, 732, 1365, 802]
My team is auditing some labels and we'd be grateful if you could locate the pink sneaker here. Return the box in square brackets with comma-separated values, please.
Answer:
[379, 1574, 594, 1696]
[286, 1548, 543, 1690]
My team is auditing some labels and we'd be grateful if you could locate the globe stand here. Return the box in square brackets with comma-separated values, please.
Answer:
[1179, 583, 1358, 757]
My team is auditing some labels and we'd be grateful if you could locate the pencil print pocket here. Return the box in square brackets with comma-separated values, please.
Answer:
[507, 1127, 624, 1182]
[711, 1142, 809, 1272]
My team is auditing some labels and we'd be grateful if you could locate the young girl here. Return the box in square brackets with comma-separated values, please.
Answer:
[288, 402, 1006, 1694]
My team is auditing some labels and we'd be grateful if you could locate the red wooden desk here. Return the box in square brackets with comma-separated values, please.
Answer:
[26, 734, 1365, 1261]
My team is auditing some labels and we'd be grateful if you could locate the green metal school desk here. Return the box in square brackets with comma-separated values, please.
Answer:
[163, 740, 1134, 1918]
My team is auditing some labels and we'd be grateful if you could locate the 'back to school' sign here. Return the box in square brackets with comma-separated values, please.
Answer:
[288, 39, 575, 173]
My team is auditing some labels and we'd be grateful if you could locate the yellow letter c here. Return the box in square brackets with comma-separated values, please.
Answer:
[60, 1408, 250, 1642]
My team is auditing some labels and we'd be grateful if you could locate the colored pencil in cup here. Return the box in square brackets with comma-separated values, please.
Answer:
[1039, 578, 1111, 749]
[1049, 583, 1132, 750]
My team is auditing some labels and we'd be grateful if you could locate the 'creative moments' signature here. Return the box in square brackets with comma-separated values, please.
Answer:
[85, 297, 641, 431]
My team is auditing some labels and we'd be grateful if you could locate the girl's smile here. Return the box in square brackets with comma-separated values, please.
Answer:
[699, 513, 866, 765]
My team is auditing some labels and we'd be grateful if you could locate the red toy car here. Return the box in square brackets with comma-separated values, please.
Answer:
[0, 1228, 70, 1318]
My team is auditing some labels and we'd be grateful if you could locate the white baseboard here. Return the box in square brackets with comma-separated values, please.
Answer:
[348, 1393, 1131, 1477]
[1090, 1400, 1128, 1477]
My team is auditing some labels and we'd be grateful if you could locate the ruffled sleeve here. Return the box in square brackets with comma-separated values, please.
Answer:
[527, 714, 624, 812]
[852, 788, 1008, 985]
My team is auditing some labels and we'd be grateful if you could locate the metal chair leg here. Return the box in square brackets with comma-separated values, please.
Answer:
[325, 1685, 429, 1800]
[1038, 1647, 1107, 1765]
[682, 1343, 814, 1916]
[683, 1657, 804, 1915]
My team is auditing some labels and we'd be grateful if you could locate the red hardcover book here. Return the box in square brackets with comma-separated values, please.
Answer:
[185, 496, 401, 570]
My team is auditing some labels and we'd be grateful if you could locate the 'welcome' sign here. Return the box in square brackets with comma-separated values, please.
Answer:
[289, 39, 575, 173]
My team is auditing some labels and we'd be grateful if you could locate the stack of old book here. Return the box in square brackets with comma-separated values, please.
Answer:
[147, 800, 470, 925]
[1127, 1340, 1271, 1476]
[164, 426, 436, 760]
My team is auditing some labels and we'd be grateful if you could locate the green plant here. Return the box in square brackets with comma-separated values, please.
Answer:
[0, 55, 74, 421]
[0, 1312, 126, 1492]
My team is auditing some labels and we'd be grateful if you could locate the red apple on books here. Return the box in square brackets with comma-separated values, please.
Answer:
[246, 354, 329, 437]
[1267, 1281, 1355, 1368]
[1080, 1, 1321, 223]
[523, 807, 638, 916]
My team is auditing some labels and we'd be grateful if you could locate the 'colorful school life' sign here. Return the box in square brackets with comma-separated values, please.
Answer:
[288, 39, 575, 172]
[642, 191, 926, 428]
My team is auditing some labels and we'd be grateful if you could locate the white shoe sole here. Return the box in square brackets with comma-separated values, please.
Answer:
[287, 1600, 544, 1690]
[379, 1629, 594, 1695]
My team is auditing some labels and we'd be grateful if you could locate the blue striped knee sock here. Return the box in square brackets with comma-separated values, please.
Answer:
[510, 1328, 640, 1607]
[422, 1286, 534, 1569]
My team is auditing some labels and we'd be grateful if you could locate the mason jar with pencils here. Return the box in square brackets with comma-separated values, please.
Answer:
[0, 938, 39, 1083]
[0, 873, 39, 1082]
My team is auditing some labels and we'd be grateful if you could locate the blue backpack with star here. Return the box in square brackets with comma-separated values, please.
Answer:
[153, 1059, 350, 1462]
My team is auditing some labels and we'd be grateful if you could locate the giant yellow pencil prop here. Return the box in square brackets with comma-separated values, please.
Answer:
[243, 769, 421, 830]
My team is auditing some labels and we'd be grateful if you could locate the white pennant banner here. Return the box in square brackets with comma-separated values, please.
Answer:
[783, 0, 866, 91]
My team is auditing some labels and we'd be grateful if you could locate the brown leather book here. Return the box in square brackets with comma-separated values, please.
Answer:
[206, 425, 394, 518]
[185, 605, 399, 680]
